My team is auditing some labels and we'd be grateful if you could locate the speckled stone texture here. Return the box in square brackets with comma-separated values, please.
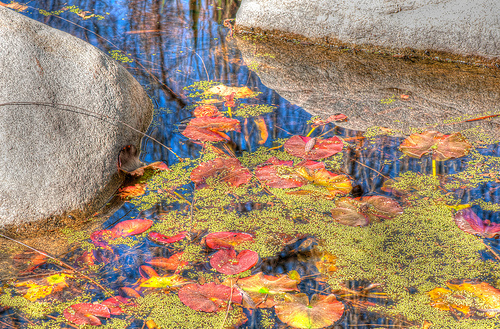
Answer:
[236, 0, 500, 60]
[0, 7, 153, 236]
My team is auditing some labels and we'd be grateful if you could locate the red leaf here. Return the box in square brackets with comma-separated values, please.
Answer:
[148, 231, 187, 244]
[111, 219, 153, 237]
[210, 249, 259, 275]
[454, 208, 500, 239]
[190, 158, 251, 188]
[194, 105, 222, 118]
[178, 282, 242, 312]
[101, 296, 133, 315]
[181, 117, 241, 142]
[139, 265, 159, 279]
[255, 157, 307, 188]
[146, 252, 189, 271]
[205, 232, 254, 250]
[63, 303, 110, 326]
[119, 287, 142, 299]
[182, 125, 231, 142]
[284, 135, 343, 160]
[117, 184, 146, 200]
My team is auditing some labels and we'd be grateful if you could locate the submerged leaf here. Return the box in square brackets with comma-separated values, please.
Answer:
[254, 116, 269, 144]
[146, 252, 189, 271]
[205, 84, 255, 98]
[275, 293, 344, 329]
[358, 196, 404, 221]
[210, 249, 259, 275]
[63, 303, 110, 326]
[454, 208, 500, 239]
[117, 184, 146, 200]
[284, 135, 343, 160]
[190, 157, 251, 188]
[205, 232, 254, 250]
[178, 282, 242, 312]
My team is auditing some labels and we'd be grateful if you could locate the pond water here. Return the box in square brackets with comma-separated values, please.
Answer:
[2, 0, 500, 328]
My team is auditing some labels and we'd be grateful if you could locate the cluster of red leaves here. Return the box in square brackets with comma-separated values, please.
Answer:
[190, 158, 251, 188]
[255, 157, 352, 195]
[205, 232, 258, 275]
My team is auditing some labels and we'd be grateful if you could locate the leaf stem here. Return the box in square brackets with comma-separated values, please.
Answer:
[305, 126, 317, 137]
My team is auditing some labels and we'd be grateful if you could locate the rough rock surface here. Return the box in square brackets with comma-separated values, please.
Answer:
[236, 0, 500, 61]
[236, 36, 500, 141]
[0, 7, 153, 237]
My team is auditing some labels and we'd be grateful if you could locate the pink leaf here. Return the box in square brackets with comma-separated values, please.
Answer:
[454, 208, 500, 239]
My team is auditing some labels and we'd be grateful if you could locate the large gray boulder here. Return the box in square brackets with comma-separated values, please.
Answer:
[0, 7, 153, 237]
[236, 0, 500, 62]
[236, 36, 500, 140]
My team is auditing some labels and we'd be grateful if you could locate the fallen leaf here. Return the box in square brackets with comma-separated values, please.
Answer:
[178, 282, 242, 312]
[117, 184, 146, 200]
[182, 116, 240, 142]
[446, 279, 500, 317]
[295, 162, 352, 195]
[146, 252, 189, 271]
[331, 198, 370, 227]
[205, 84, 255, 98]
[111, 219, 153, 237]
[358, 195, 404, 221]
[205, 232, 254, 250]
[331, 196, 403, 226]
[0, 1, 28, 11]
[193, 105, 222, 118]
[210, 249, 259, 275]
[254, 116, 269, 144]
[255, 157, 307, 188]
[140, 274, 188, 288]
[399, 131, 471, 161]
[63, 303, 110, 326]
[224, 272, 299, 308]
[148, 231, 187, 244]
[101, 296, 133, 315]
[284, 135, 343, 160]
[454, 208, 500, 239]
[190, 158, 251, 188]
[275, 293, 344, 329]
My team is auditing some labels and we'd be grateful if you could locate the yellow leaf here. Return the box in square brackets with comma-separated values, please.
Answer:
[140, 274, 187, 288]
[254, 116, 268, 144]
[17, 282, 53, 302]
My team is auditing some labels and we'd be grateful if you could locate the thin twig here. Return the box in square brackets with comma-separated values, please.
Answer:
[0, 102, 183, 161]
[220, 282, 233, 329]
[480, 239, 500, 262]
[0, 233, 114, 296]
[353, 159, 391, 180]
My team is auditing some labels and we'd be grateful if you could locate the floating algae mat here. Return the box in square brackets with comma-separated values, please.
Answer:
[1, 0, 500, 328]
